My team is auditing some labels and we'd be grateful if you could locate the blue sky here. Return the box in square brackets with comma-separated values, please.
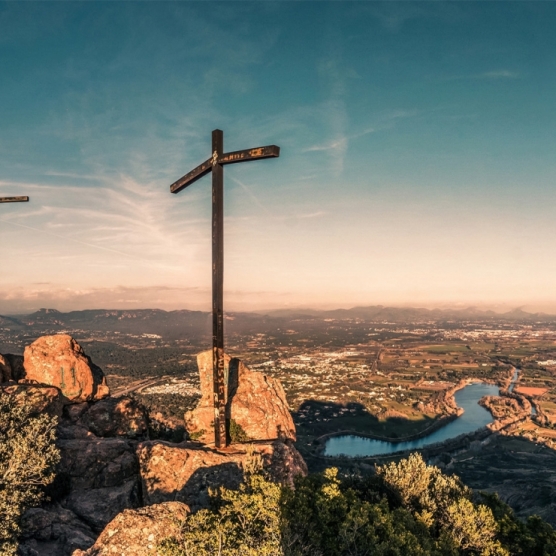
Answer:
[1, 1, 555, 313]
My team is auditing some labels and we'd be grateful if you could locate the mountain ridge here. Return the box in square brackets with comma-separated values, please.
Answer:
[1, 305, 554, 345]
[4, 305, 556, 326]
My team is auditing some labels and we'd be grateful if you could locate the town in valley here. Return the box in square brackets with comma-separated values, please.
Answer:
[2, 307, 556, 442]
[4, 306, 556, 523]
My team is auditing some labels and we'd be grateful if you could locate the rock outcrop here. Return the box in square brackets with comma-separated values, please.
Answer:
[72, 501, 189, 556]
[137, 439, 307, 510]
[18, 505, 96, 556]
[0, 383, 65, 417]
[9, 338, 306, 556]
[185, 350, 295, 444]
[19, 399, 146, 555]
[57, 435, 139, 492]
[0, 352, 25, 382]
[51, 399, 146, 532]
[63, 479, 141, 532]
[21, 334, 109, 403]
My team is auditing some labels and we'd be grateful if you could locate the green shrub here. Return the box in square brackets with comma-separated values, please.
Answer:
[281, 466, 442, 556]
[160, 453, 556, 556]
[228, 419, 251, 443]
[160, 473, 282, 556]
[189, 429, 205, 441]
[0, 391, 60, 555]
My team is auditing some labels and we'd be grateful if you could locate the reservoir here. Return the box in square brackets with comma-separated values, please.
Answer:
[324, 382, 500, 458]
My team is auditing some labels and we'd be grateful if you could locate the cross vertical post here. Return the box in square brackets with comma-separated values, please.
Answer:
[211, 130, 226, 448]
[169, 129, 280, 449]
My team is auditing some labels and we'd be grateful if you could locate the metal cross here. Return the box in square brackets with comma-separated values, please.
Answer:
[170, 129, 280, 448]
[0, 196, 29, 204]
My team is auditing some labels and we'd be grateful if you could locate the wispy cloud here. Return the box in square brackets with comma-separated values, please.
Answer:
[361, 2, 463, 33]
[0, 174, 212, 282]
[446, 70, 521, 81]
[0, 217, 156, 264]
[43, 171, 109, 182]
[303, 137, 348, 154]
[296, 211, 327, 219]
[0, 284, 210, 313]
[478, 70, 520, 79]
[303, 127, 375, 155]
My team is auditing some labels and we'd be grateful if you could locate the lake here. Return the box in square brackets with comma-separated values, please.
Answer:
[324, 382, 501, 457]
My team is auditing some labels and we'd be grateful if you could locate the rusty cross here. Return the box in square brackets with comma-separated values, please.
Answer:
[0, 196, 29, 204]
[170, 129, 279, 449]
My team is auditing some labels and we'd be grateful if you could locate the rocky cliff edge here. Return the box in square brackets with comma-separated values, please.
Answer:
[1, 335, 306, 556]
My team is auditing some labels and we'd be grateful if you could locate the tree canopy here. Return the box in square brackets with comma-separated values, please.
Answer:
[161, 453, 556, 556]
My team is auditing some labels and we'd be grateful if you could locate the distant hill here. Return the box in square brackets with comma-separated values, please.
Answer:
[2, 308, 212, 341]
[0, 314, 26, 331]
[260, 304, 555, 322]
[1, 305, 554, 343]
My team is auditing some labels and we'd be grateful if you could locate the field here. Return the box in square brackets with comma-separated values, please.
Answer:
[515, 386, 548, 396]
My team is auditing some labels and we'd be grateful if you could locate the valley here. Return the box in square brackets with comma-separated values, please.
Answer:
[3, 305, 556, 524]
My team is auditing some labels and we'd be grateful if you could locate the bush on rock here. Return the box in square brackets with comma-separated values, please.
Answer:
[0, 390, 60, 555]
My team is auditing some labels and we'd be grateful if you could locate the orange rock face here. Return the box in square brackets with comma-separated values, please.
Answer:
[22, 334, 109, 403]
[185, 350, 296, 444]
[137, 439, 308, 509]
[72, 501, 189, 556]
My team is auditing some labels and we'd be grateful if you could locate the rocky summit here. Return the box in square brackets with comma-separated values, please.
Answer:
[185, 349, 296, 444]
[1, 334, 306, 555]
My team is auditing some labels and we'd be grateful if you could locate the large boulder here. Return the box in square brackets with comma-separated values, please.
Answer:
[185, 350, 296, 444]
[228, 356, 295, 440]
[137, 439, 307, 511]
[72, 501, 189, 556]
[22, 335, 109, 403]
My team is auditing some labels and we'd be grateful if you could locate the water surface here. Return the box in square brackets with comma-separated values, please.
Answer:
[324, 382, 500, 457]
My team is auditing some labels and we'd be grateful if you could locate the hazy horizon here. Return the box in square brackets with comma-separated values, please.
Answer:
[2, 297, 556, 317]
[2, 3, 555, 315]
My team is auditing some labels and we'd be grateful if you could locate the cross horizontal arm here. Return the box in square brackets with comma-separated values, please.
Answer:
[219, 145, 280, 165]
[0, 196, 29, 203]
[170, 157, 213, 194]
